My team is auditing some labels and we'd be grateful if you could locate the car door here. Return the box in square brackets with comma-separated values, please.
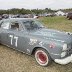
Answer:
[7, 21, 30, 53]
[0, 20, 11, 45]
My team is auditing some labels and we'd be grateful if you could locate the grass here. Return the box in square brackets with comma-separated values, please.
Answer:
[39, 16, 72, 32]
[0, 16, 72, 72]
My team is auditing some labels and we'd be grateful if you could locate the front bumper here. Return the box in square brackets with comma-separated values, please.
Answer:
[54, 54, 72, 65]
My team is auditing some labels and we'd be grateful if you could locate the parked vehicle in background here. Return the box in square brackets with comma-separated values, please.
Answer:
[2, 14, 9, 19]
[67, 13, 72, 20]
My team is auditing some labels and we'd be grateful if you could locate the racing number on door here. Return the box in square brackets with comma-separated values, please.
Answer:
[9, 35, 18, 47]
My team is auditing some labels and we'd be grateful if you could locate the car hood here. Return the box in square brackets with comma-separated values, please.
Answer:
[32, 28, 72, 43]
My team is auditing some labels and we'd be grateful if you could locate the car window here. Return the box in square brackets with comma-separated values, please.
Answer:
[23, 20, 44, 30]
[23, 21, 38, 30]
[23, 21, 31, 30]
[10, 22, 19, 31]
[1, 21, 10, 29]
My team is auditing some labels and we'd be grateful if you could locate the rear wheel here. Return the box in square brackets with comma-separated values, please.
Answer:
[35, 48, 51, 66]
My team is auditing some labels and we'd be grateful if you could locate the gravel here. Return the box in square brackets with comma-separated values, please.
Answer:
[0, 45, 72, 72]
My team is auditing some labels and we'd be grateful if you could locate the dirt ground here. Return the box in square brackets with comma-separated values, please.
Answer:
[0, 45, 72, 72]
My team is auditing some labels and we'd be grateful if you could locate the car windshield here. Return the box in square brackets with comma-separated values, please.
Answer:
[23, 20, 44, 30]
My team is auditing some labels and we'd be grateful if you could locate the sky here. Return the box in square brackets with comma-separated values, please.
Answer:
[0, 0, 72, 10]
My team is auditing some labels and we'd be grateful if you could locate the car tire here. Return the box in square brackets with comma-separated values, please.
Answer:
[35, 48, 51, 66]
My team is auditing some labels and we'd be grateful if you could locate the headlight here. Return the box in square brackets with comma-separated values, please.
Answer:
[61, 52, 66, 57]
[63, 44, 67, 51]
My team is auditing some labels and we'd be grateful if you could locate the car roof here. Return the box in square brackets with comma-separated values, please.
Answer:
[1, 18, 35, 22]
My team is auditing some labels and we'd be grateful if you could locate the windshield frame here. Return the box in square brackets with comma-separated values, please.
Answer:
[22, 19, 45, 30]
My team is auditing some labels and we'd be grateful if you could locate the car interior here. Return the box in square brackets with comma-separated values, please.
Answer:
[11, 22, 19, 31]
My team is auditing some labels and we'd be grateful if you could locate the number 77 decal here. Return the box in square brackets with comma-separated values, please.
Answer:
[9, 35, 18, 47]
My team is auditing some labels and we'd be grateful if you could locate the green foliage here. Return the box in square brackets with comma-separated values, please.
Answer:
[45, 8, 54, 13]
[0, 8, 32, 15]
[0, 8, 56, 15]
[0, 8, 72, 15]
[31, 9, 44, 15]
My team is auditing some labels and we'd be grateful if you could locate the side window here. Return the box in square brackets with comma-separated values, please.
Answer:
[1, 21, 10, 29]
[23, 21, 31, 30]
[10, 22, 19, 31]
[23, 21, 38, 30]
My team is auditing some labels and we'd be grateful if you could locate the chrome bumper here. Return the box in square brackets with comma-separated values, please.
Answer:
[54, 54, 72, 65]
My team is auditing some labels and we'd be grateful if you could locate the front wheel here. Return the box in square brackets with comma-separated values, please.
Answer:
[35, 48, 51, 66]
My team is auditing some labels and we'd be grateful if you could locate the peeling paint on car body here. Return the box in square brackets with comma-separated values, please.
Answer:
[0, 18, 72, 65]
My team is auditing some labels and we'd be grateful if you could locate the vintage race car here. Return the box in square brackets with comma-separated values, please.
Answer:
[0, 18, 72, 66]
